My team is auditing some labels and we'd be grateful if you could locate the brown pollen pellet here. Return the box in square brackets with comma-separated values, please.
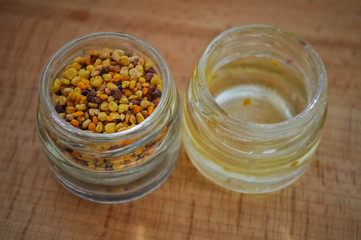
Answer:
[109, 88, 122, 100]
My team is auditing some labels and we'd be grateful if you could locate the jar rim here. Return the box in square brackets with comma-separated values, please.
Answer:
[40, 32, 171, 140]
[198, 24, 327, 132]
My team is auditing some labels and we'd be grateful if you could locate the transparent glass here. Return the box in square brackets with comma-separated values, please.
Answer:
[183, 25, 327, 193]
[37, 32, 181, 203]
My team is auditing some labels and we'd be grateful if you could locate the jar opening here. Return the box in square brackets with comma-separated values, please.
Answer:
[40, 32, 172, 140]
[198, 25, 327, 130]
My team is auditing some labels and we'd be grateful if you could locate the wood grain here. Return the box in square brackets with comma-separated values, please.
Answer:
[0, 0, 360, 239]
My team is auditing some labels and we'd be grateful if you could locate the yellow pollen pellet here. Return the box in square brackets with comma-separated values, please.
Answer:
[138, 77, 146, 83]
[72, 111, 84, 117]
[72, 62, 82, 70]
[136, 112, 145, 123]
[109, 101, 118, 112]
[119, 56, 130, 66]
[100, 102, 109, 111]
[71, 76, 81, 86]
[144, 59, 152, 71]
[110, 112, 120, 119]
[107, 83, 118, 90]
[52, 78, 61, 92]
[60, 78, 71, 85]
[86, 65, 95, 72]
[129, 80, 136, 90]
[105, 123, 116, 133]
[102, 73, 112, 81]
[95, 122, 103, 132]
[63, 67, 78, 80]
[92, 76, 103, 88]
[118, 104, 129, 113]
[150, 74, 161, 85]
[98, 112, 107, 121]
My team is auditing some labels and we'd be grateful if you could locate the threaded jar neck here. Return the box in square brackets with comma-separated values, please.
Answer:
[192, 25, 327, 141]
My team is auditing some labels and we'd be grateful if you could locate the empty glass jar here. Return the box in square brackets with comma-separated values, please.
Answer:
[183, 25, 327, 193]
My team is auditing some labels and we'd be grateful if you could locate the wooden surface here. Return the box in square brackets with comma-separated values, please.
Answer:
[1, 0, 360, 239]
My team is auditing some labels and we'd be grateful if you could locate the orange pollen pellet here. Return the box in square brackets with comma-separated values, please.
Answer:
[81, 78, 90, 85]
[243, 98, 251, 107]
[77, 82, 87, 90]
[85, 56, 92, 65]
[105, 115, 113, 122]
[147, 106, 154, 115]
[113, 74, 121, 82]
[92, 116, 98, 124]
[99, 94, 108, 100]
[67, 102, 74, 107]
[120, 74, 130, 81]
[70, 119, 79, 127]
[142, 88, 148, 95]
[123, 89, 132, 97]
[132, 105, 142, 114]
[75, 95, 83, 104]
[72, 111, 84, 117]
[271, 60, 279, 66]
[88, 122, 96, 131]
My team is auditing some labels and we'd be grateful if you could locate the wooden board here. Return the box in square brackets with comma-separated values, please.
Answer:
[0, 0, 360, 239]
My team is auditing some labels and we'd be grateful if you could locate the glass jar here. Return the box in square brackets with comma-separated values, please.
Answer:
[37, 32, 181, 203]
[183, 25, 327, 193]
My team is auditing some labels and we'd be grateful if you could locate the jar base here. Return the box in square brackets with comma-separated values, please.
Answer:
[185, 141, 312, 194]
[52, 162, 176, 204]
[190, 157, 309, 193]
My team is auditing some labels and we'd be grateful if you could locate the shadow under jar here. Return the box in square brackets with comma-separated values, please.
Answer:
[183, 25, 327, 193]
[37, 33, 181, 203]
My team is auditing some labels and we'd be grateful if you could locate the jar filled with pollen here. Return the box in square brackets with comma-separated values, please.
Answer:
[37, 33, 181, 203]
